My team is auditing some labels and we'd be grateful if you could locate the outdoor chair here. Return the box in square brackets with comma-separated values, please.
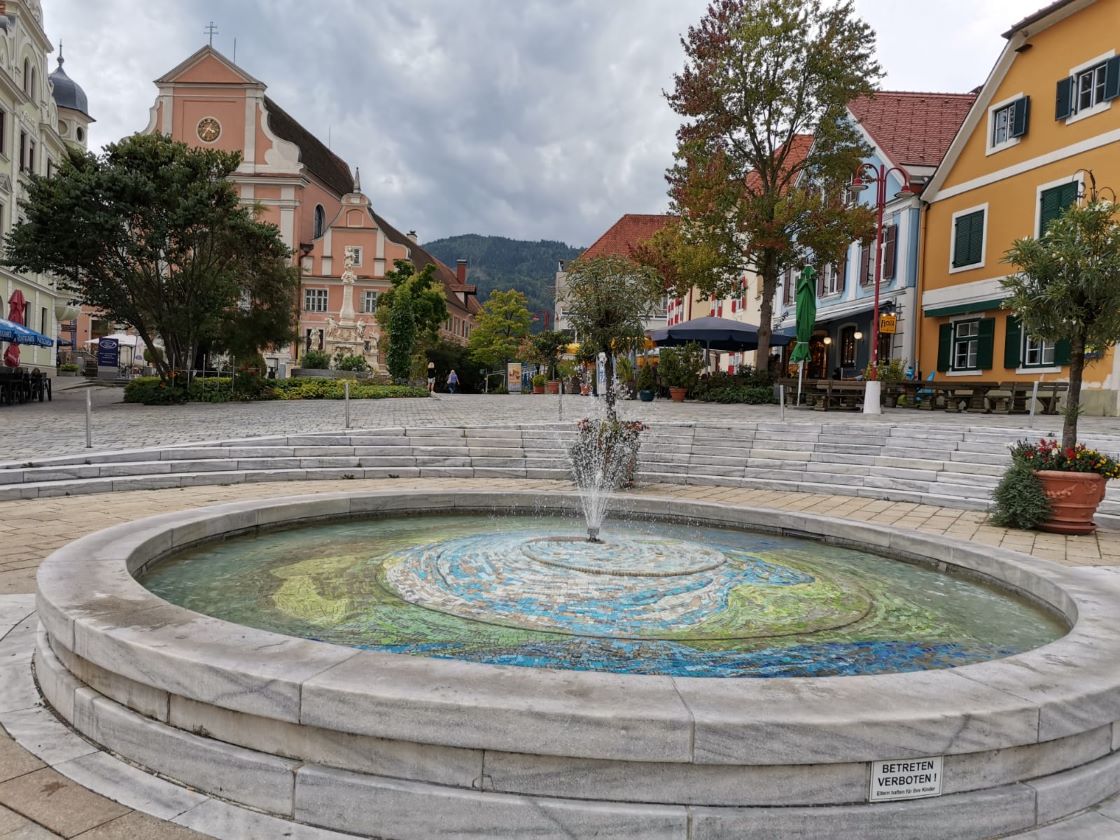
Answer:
[914, 372, 938, 409]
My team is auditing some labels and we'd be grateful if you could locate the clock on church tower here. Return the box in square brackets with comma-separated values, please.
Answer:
[196, 117, 221, 142]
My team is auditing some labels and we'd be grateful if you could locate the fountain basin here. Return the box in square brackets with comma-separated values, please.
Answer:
[34, 491, 1120, 839]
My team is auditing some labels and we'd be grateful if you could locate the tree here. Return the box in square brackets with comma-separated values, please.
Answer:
[528, 329, 570, 379]
[468, 289, 532, 369]
[562, 254, 663, 419]
[4, 133, 297, 382]
[663, 0, 880, 361]
[1003, 199, 1120, 449]
[375, 259, 449, 382]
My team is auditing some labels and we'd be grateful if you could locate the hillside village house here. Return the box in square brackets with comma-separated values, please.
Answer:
[917, 0, 1120, 414]
[0, 0, 87, 376]
[775, 94, 974, 379]
[71, 44, 477, 374]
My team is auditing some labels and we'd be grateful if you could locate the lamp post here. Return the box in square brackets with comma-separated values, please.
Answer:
[848, 163, 914, 414]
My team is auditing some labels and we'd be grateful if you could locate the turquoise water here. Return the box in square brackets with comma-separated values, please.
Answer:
[139, 514, 1066, 678]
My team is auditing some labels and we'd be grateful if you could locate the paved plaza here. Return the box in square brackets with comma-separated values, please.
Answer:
[2, 477, 1120, 837]
[7, 382, 1120, 463]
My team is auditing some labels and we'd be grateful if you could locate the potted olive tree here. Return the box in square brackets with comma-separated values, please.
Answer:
[1000, 195, 1120, 533]
[658, 343, 704, 402]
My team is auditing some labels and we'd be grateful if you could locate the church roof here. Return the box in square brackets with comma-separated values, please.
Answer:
[49, 47, 91, 119]
[263, 97, 353, 197]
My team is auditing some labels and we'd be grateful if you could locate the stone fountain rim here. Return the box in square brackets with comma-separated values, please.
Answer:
[35, 489, 1120, 765]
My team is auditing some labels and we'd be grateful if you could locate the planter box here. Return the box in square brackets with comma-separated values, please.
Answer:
[669, 386, 687, 402]
[546, 381, 560, 395]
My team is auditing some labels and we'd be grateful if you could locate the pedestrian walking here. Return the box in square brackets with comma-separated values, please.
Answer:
[447, 369, 460, 394]
[427, 361, 436, 393]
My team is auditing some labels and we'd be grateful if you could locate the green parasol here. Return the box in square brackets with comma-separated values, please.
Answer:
[788, 266, 817, 406]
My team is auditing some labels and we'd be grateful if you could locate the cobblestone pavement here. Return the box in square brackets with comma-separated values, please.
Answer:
[2, 478, 1119, 837]
[5, 382, 1120, 462]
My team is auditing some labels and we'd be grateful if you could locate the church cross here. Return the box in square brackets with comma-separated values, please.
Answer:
[205, 21, 218, 47]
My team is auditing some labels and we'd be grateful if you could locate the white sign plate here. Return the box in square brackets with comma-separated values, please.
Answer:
[870, 756, 943, 802]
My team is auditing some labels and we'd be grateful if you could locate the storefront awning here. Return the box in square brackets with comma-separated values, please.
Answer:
[923, 298, 1004, 318]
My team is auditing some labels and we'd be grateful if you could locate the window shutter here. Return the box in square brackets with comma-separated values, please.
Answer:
[838, 253, 847, 293]
[860, 242, 871, 285]
[977, 318, 996, 370]
[1004, 316, 1022, 369]
[967, 212, 984, 265]
[1054, 338, 1071, 366]
[937, 324, 952, 372]
[1105, 56, 1120, 102]
[952, 216, 970, 268]
[883, 225, 897, 280]
[1010, 96, 1030, 138]
[1056, 77, 1073, 120]
[817, 267, 825, 296]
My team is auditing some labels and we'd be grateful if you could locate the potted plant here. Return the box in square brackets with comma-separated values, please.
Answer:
[1005, 439, 1120, 534]
[636, 362, 656, 402]
[658, 343, 703, 402]
[57, 362, 79, 377]
[529, 330, 568, 394]
[531, 372, 547, 394]
[866, 358, 906, 408]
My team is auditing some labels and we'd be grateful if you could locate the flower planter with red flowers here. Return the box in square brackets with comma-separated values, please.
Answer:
[1009, 439, 1120, 535]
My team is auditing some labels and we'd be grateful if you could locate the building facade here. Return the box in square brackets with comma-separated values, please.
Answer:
[917, 0, 1120, 413]
[143, 45, 476, 373]
[0, 0, 81, 374]
[775, 94, 973, 379]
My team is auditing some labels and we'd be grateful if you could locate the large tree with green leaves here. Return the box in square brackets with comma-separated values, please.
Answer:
[1003, 199, 1120, 449]
[375, 259, 449, 382]
[562, 254, 663, 419]
[4, 133, 297, 381]
[662, 0, 880, 361]
[468, 288, 532, 369]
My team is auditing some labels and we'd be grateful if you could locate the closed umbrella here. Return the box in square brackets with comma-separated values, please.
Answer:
[788, 267, 817, 406]
[3, 290, 26, 368]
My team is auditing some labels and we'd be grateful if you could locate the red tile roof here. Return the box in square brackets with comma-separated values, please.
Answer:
[582, 214, 673, 260]
[745, 133, 815, 192]
[848, 91, 977, 169]
[1002, 0, 1077, 38]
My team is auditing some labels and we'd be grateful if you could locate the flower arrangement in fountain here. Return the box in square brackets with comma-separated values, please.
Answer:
[1009, 438, 1120, 478]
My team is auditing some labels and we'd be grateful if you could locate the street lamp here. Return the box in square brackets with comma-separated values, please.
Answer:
[848, 162, 914, 414]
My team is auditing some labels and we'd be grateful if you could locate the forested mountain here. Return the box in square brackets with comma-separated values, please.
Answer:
[424, 234, 583, 327]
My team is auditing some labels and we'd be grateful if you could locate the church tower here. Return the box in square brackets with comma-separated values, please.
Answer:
[49, 44, 92, 151]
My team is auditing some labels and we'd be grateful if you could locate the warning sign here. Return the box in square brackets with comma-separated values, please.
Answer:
[869, 756, 943, 802]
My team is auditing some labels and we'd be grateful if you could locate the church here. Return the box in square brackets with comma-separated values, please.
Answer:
[144, 45, 478, 375]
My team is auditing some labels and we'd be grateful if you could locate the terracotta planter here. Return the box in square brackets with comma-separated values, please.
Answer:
[669, 386, 687, 402]
[546, 381, 560, 394]
[532, 385, 545, 394]
[1036, 470, 1105, 535]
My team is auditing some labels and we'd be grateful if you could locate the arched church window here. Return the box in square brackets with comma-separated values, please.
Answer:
[313, 205, 325, 239]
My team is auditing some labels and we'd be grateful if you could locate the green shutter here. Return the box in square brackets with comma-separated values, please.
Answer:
[976, 318, 996, 370]
[1040, 182, 1079, 236]
[967, 212, 984, 265]
[937, 324, 952, 372]
[1004, 316, 1022, 369]
[1056, 77, 1073, 120]
[953, 216, 970, 267]
[953, 211, 984, 268]
[1105, 56, 1120, 102]
[1054, 338, 1071, 366]
[1011, 96, 1030, 138]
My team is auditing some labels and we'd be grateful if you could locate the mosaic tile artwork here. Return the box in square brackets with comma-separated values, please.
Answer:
[140, 515, 1066, 678]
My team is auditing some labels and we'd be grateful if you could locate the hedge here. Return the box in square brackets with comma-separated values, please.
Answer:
[124, 376, 427, 405]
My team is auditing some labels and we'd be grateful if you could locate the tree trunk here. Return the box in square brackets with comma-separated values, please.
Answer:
[756, 267, 776, 371]
[603, 349, 617, 423]
[1062, 335, 1085, 450]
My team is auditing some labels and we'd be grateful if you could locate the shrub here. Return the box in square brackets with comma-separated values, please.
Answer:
[990, 461, 1051, 530]
[658, 343, 704, 391]
[531, 373, 548, 387]
[300, 349, 331, 370]
[124, 374, 426, 404]
[636, 362, 656, 392]
[272, 379, 427, 400]
[335, 354, 369, 372]
[124, 376, 187, 404]
[697, 385, 774, 404]
[58, 363, 79, 373]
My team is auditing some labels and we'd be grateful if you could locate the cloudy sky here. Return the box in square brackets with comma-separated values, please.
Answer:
[49, 0, 1044, 247]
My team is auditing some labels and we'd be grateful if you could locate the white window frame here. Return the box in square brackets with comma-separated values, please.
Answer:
[1065, 50, 1116, 125]
[304, 288, 328, 312]
[1022, 334, 1056, 368]
[985, 93, 1024, 156]
[948, 203, 988, 274]
[951, 318, 980, 372]
[822, 263, 842, 296]
[1034, 172, 1084, 237]
[361, 289, 379, 313]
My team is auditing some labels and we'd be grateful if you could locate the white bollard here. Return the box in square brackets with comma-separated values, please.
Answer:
[85, 388, 92, 448]
[1029, 380, 1040, 427]
[862, 380, 882, 415]
[344, 381, 351, 429]
[779, 385, 785, 421]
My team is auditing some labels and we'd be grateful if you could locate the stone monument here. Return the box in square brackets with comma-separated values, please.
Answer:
[324, 251, 380, 372]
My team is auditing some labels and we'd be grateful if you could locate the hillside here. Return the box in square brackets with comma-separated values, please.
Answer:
[424, 234, 583, 327]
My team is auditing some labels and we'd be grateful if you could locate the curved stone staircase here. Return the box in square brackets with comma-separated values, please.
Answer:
[2, 421, 1119, 522]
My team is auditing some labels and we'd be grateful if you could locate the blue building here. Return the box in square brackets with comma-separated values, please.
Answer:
[775, 91, 975, 379]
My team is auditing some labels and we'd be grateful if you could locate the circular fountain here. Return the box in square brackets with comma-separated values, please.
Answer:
[33, 490, 1120, 839]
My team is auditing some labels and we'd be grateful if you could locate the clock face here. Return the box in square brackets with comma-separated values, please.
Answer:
[197, 117, 221, 143]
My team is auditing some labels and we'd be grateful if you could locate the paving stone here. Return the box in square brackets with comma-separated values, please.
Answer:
[68, 810, 208, 839]
[0, 732, 46, 784]
[0, 767, 129, 838]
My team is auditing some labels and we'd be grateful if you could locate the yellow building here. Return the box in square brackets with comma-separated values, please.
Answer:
[917, 0, 1120, 414]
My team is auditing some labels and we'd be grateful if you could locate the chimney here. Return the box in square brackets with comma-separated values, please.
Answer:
[456, 259, 467, 286]
[406, 230, 418, 243]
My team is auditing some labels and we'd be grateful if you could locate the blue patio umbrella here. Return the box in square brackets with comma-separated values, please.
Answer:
[0, 318, 54, 347]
